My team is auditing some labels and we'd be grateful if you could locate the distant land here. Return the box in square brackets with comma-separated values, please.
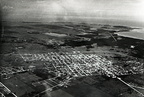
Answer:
[3, 17, 144, 40]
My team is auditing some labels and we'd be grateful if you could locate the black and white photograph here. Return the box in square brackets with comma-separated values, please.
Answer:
[0, 0, 144, 97]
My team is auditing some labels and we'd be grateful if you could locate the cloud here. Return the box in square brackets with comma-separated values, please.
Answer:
[2, 0, 144, 23]
[2, 6, 14, 9]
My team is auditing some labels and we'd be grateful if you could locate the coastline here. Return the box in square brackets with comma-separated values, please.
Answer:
[116, 34, 144, 40]
[115, 28, 144, 40]
[116, 33, 144, 40]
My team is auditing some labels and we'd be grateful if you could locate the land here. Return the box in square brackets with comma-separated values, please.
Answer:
[0, 21, 144, 97]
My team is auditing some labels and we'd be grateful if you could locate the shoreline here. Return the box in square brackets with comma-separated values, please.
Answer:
[116, 33, 144, 40]
[115, 28, 144, 41]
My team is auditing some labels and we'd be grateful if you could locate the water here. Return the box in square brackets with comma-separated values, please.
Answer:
[116, 28, 144, 40]
[69, 17, 144, 40]
[71, 17, 144, 40]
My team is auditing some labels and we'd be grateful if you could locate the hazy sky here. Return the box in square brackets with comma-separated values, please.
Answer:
[1, 0, 144, 23]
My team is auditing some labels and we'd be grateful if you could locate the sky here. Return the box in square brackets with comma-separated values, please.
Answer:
[1, 0, 144, 24]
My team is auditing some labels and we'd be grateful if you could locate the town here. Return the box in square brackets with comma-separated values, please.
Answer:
[1, 51, 144, 97]
[1, 21, 144, 97]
